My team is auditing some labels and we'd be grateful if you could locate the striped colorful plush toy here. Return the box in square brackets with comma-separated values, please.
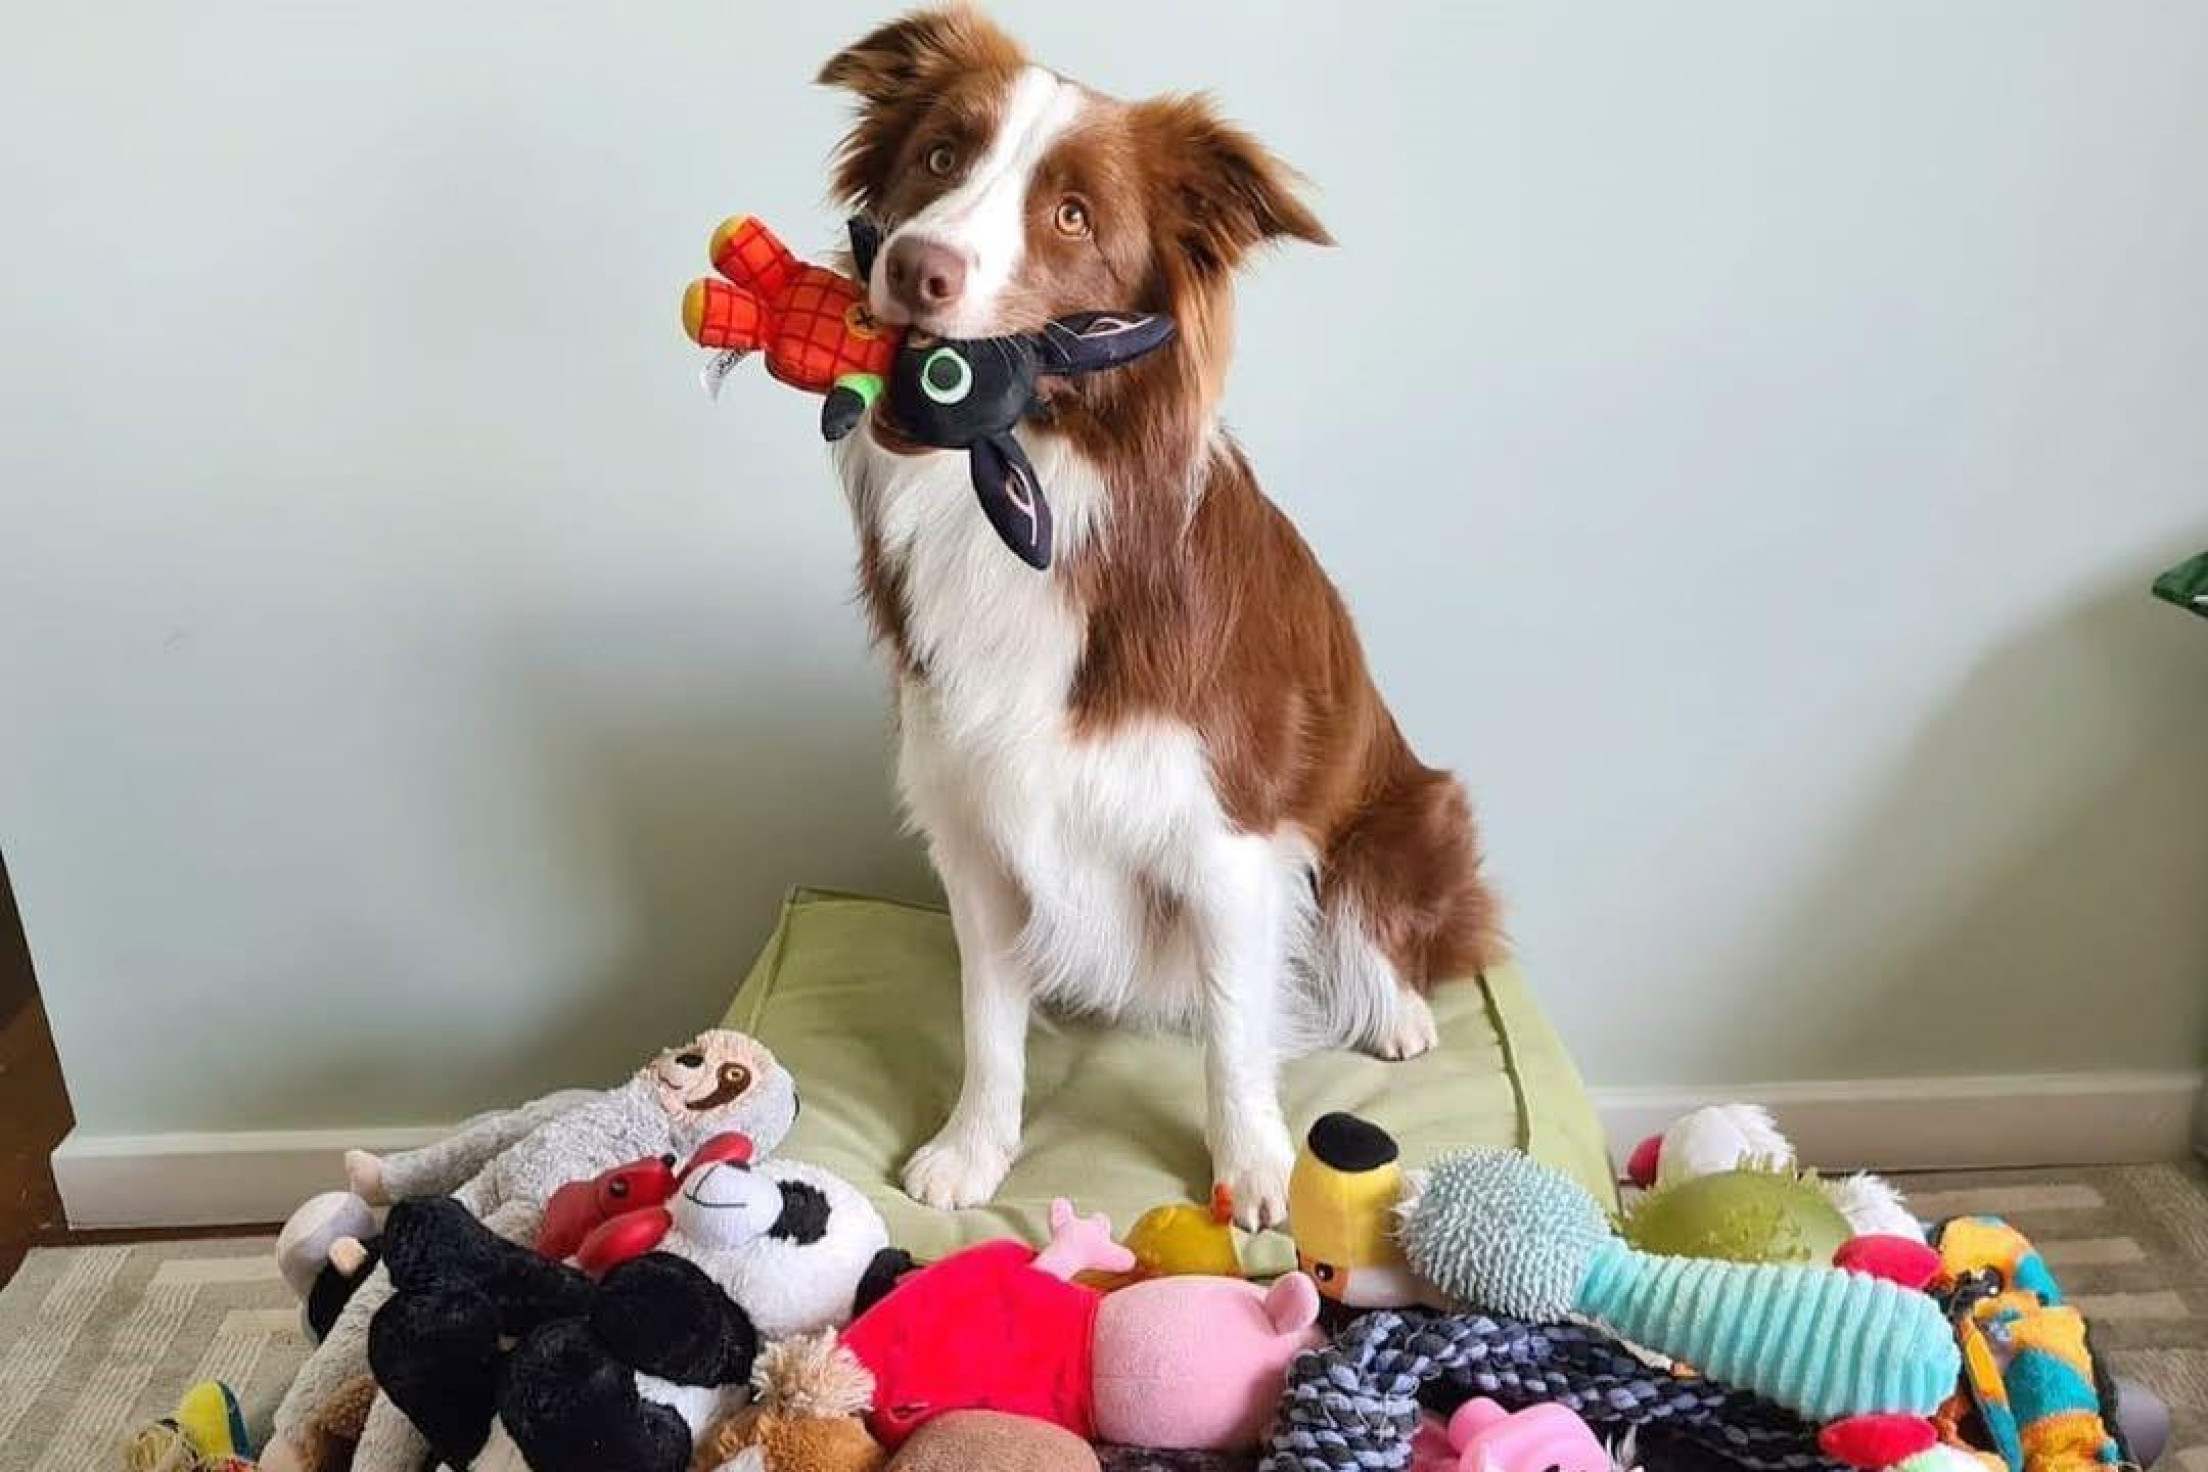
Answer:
[1930, 1216, 2126, 1472]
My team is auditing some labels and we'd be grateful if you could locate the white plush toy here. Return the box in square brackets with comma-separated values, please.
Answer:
[673, 1154, 891, 1340]
[1623, 1102, 1923, 1241]
[263, 1029, 800, 1472]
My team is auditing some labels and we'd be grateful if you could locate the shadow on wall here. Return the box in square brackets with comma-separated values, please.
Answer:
[463, 607, 937, 1106]
[1729, 556, 2208, 1081]
[203, 596, 940, 1128]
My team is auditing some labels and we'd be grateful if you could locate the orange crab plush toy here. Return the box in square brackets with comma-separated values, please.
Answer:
[681, 215, 901, 440]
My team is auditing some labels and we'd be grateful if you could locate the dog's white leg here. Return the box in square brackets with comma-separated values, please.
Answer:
[902, 835, 1030, 1211]
[1189, 833, 1297, 1230]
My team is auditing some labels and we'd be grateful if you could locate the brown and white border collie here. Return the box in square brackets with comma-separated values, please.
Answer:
[819, 6, 1500, 1228]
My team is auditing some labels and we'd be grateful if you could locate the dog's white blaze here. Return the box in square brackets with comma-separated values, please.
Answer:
[873, 65, 1087, 337]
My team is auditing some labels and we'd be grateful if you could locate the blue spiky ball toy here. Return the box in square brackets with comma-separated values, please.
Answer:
[1400, 1146, 1611, 1319]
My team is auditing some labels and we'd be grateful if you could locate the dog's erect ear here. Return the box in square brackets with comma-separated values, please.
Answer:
[1136, 94, 1332, 277]
[817, 6, 1026, 206]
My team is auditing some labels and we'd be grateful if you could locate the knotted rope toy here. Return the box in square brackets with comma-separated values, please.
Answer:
[1261, 1307, 1844, 1472]
[681, 215, 1175, 570]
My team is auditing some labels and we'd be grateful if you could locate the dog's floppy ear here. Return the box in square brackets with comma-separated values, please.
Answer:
[818, 6, 1026, 206]
[1136, 94, 1332, 276]
[816, 6, 1016, 104]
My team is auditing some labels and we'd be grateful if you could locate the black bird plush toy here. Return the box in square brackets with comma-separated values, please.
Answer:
[882, 310, 1177, 569]
[851, 210, 1177, 570]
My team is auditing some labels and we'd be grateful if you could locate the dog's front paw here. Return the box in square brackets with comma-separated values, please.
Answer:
[902, 1128, 1014, 1211]
[1213, 1124, 1296, 1231]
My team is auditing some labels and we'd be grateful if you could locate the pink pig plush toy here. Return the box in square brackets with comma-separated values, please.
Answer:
[833, 1199, 1323, 1452]
[1412, 1399, 1620, 1472]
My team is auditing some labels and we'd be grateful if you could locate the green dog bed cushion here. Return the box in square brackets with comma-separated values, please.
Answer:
[723, 887, 1615, 1273]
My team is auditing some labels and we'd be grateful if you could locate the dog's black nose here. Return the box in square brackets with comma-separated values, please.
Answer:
[676, 1051, 704, 1068]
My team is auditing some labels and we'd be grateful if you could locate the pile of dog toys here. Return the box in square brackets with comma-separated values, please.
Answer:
[131, 1030, 2158, 1472]
[201, 1029, 1317, 1472]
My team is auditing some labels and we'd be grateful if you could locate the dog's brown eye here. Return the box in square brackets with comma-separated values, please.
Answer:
[1054, 196, 1091, 238]
[925, 143, 958, 178]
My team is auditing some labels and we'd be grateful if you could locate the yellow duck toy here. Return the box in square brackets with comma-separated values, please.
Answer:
[1079, 1184, 1242, 1290]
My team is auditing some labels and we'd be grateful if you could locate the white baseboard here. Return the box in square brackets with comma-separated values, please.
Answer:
[51, 1125, 450, 1230]
[1593, 1069, 2206, 1173]
[50, 1069, 2207, 1229]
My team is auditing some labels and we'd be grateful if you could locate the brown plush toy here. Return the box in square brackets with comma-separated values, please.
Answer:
[284, 1374, 377, 1472]
[887, 1411, 1102, 1472]
[693, 1331, 887, 1472]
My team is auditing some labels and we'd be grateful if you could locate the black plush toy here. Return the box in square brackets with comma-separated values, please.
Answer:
[368, 1197, 757, 1472]
[845, 217, 1177, 570]
[884, 312, 1176, 569]
[304, 1235, 382, 1343]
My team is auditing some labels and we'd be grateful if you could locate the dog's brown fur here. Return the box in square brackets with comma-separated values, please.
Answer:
[822, 6, 1500, 989]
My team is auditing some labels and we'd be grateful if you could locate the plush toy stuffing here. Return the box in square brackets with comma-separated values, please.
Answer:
[756, 1330, 877, 1420]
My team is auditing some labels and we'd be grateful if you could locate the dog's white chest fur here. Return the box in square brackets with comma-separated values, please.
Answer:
[836, 423, 1416, 1228]
[839, 430, 1256, 1025]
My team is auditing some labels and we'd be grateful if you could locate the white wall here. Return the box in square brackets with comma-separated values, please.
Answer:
[3, 2, 2204, 1142]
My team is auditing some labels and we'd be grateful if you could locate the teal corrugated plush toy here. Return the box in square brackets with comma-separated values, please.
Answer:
[1400, 1148, 1960, 1427]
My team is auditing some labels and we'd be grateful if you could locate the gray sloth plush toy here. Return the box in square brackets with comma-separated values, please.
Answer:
[262, 1030, 799, 1472]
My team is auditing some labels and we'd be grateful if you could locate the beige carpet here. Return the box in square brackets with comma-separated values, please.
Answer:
[0, 1234, 300, 1470]
[0, 1163, 2202, 1472]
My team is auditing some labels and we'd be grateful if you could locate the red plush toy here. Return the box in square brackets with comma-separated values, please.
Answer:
[534, 1155, 679, 1261]
[569, 1131, 758, 1276]
[681, 215, 899, 441]
[835, 1199, 1322, 1452]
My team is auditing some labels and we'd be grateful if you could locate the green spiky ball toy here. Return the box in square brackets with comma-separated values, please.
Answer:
[1620, 1166, 1853, 1266]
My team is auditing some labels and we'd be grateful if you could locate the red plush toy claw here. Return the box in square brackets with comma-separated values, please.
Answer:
[1819, 1414, 1938, 1469]
[1833, 1234, 1942, 1291]
[680, 1131, 756, 1178]
[534, 1155, 678, 1260]
[542, 1132, 757, 1274]
[573, 1205, 673, 1278]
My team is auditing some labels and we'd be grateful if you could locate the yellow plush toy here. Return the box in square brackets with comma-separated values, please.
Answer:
[1079, 1185, 1242, 1290]
[1287, 1113, 1425, 1308]
[123, 1381, 254, 1472]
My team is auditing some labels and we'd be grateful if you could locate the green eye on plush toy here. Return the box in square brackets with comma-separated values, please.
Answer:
[920, 348, 973, 404]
